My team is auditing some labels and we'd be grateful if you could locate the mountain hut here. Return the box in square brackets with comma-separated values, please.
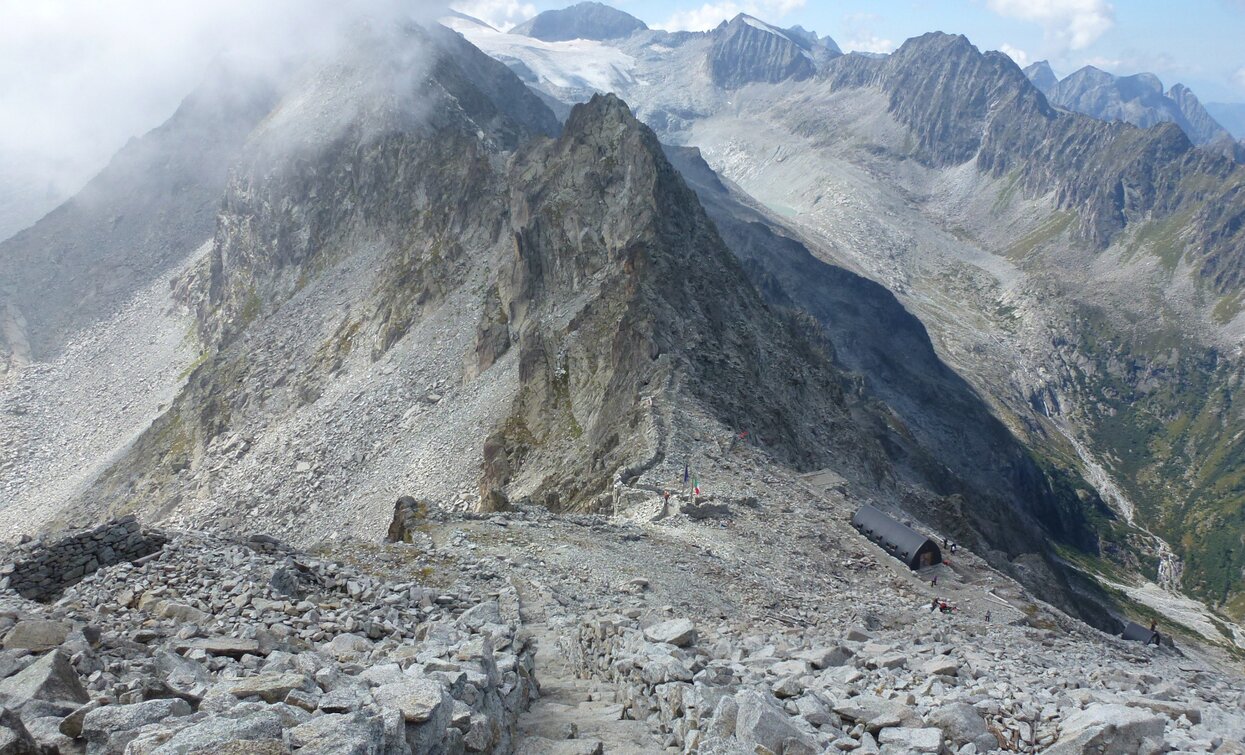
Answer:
[851, 504, 942, 570]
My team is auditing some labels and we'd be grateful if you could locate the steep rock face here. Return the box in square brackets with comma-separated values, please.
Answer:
[509, 2, 647, 42]
[0, 63, 278, 368]
[1167, 84, 1234, 147]
[708, 15, 816, 90]
[665, 146, 1110, 625]
[196, 25, 558, 350]
[484, 95, 865, 508]
[1047, 67, 1232, 148]
[1022, 60, 1057, 96]
[785, 25, 842, 56]
[68, 24, 560, 531]
[822, 33, 1245, 293]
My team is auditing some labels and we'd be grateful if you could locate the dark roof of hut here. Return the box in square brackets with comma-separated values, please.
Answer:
[851, 504, 934, 560]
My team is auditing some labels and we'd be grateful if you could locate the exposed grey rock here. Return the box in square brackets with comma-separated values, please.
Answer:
[0, 706, 38, 755]
[228, 673, 313, 704]
[877, 726, 943, 753]
[642, 619, 696, 648]
[733, 689, 814, 754]
[925, 702, 995, 751]
[1047, 703, 1166, 755]
[1, 620, 69, 652]
[371, 677, 450, 723]
[0, 650, 88, 707]
[81, 698, 192, 753]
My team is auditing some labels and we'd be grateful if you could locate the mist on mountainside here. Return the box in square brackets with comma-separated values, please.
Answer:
[0, 0, 453, 242]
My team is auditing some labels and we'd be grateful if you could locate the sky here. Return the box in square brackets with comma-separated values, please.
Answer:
[0, 0, 1242, 223]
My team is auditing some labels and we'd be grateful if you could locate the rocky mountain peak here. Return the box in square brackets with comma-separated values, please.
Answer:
[486, 91, 863, 507]
[509, 1, 647, 42]
[708, 13, 816, 89]
[1022, 59, 1058, 95]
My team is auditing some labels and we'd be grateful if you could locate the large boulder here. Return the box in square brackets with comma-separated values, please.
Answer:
[1047, 704, 1166, 755]
[0, 706, 39, 755]
[386, 497, 430, 544]
[371, 677, 449, 724]
[288, 712, 391, 754]
[81, 698, 192, 753]
[229, 673, 314, 704]
[0, 649, 88, 707]
[136, 710, 283, 753]
[1, 620, 70, 653]
[734, 690, 815, 754]
[154, 651, 211, 702]
[642, 619, 696, 648]
[926, 702, 996, 752]
[878, 726, 943, 753]
[834, 695, 919, 732]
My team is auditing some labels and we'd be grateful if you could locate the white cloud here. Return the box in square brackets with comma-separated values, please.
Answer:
[987, 0, 1114, 50]
[846, 35, 897, 55]
[660, 1, 807, 32]
[451, 0, 537, 31]
[0, 0, 451, 203]
[999, 43, 1030, 67]
[1235, 66, 1245, 90]
[839, 11, 894, 55]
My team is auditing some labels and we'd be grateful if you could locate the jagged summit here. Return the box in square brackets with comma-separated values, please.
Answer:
[708, 13, 817, 89]
[1045, 64, 1234, 147]
[486, 91, 865, 505]
[784, 24, 842, 55]
[509, 1, 647, 42]
[1022, 59, 1058, 95]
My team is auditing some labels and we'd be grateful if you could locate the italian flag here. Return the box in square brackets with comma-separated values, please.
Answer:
[692, 478, 700, 496]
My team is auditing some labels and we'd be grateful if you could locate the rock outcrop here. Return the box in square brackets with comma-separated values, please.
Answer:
[708, 14, 817, 89]
[484, 93, 864, 509]
[823, 33, 1245, 291]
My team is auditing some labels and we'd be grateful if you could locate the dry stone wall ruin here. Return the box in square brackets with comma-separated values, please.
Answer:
[0, 516, 167, 601]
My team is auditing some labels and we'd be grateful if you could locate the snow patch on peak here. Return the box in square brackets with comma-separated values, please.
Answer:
[453, 23, 637, 96]
[735, 14, 792, 42]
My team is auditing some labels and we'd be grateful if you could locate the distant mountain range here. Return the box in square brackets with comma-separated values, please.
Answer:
[1023, 60, 1241, 160]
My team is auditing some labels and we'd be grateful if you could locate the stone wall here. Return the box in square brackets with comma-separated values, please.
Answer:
[565, 616, 728, 751]
[0, 515, 167, 601]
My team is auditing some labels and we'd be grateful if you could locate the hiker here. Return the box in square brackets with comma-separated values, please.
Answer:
[931, 575, 938, 587]
[1148, 619, 1162, 646]
[663, 489, 670, 506]
[930, 597, 939, 612]
[950, 542, 958, 555]
[942, 536, 948, 548]
[985, 610, 992, 623]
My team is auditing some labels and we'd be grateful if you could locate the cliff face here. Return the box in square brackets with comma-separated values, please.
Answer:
[822, 33, 1245, 294]
[1022, 60, 1058, 96]
[664, 145, 1110, 625]
[67, 23, 560, 535]
[195, 25, 558, 350]
[0, 63, 278, 370]
[708, 15, 817, 90]
[485, 94, 865, 508]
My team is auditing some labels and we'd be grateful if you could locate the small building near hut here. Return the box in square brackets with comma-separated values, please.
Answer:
[852, 504, 942, 570]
